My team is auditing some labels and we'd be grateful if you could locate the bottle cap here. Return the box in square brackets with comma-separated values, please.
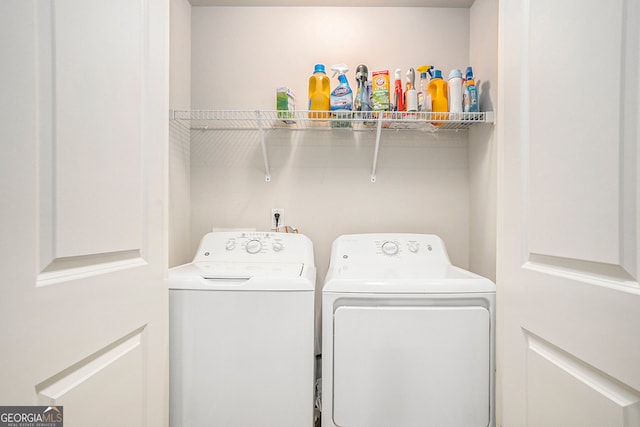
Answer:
[448, 69, 463, 80]
[314, 64, 326, 74]
[465, 66, 474, 79]
[433, 69, 443, 79]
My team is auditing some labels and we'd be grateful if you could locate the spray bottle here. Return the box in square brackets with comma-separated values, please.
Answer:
[405, 67, 418, 113]
[355, 64, 373, 126]
[416, 65, 433, 112]
[330, 64, 353, 128]
[393, 69, 404, 111]
[354, 64, 372, 115]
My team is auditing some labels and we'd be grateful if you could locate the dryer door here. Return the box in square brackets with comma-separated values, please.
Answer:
[333, 305, 490, 427]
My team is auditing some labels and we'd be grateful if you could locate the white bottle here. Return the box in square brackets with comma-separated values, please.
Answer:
[448, 69, 463, 118]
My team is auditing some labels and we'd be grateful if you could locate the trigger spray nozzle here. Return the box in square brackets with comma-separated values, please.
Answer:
[406, 68, 416, 89]
[416, 65, 433, 79]
[331, 63, 349, 78]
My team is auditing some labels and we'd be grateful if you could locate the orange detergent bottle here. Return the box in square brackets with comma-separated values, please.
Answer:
[428, 69, 448, 123]
[308, 64, 330, 119]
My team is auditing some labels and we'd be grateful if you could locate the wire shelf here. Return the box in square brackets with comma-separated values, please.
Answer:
[171, 109, 494, 131]
[170, 109, 495, 182]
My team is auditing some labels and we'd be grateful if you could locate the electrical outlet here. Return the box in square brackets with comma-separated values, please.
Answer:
[271, 208, 284, 230]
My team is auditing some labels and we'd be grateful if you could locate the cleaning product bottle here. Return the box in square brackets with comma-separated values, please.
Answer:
[405, 68, 418, 113]
[416, 65, 433, 112]
[448, 69, 463, 118]
[393, 68, 404, 112]
[330, 64, 353, 128]
[371, 70, 390, 112]
[308, 64, 330, 119]
[465, 66, 474, 83]
[428, 69, 448, 122]
[354, 64, 371, 113]
[463, 67, 479, 113]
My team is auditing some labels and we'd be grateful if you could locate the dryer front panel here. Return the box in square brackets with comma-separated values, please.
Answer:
[332, 305, 490, 427]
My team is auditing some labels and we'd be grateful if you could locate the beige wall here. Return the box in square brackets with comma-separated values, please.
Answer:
[469, 0, 498, 281]
[180, 5, 496, 284]
[169, 0, 192, 267]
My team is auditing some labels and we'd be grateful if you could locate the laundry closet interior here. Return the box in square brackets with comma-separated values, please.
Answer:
[169, 0, 498, 285]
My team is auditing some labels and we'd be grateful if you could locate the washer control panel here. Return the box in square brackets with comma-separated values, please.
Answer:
[193, 231, 311, 264]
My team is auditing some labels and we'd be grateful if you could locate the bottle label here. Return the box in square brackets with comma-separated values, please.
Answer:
[333, 86, 350, 96]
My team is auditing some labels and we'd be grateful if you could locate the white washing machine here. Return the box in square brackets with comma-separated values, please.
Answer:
[322, 233, 495, 427]
[169, 231, 316, 427]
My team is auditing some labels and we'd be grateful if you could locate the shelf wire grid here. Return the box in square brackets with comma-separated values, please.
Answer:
[170, 110, 493, 131]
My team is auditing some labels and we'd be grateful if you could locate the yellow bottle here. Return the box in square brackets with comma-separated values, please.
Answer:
[427, 69, 448, 123]
[308, 64, 330, 119]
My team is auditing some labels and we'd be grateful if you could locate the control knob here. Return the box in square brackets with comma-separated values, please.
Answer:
[272, 242, 284, 252]
[408, 242, 419, 253]
[245, 239, 263, 254]
[381, 241, 399, 256]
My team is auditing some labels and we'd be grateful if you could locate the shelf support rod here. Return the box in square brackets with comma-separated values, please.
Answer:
[370, 115, 383, 182]
[256, 110, 271, 182]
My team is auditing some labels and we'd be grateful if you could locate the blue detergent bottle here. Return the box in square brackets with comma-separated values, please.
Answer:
[463, 67, 479, 113]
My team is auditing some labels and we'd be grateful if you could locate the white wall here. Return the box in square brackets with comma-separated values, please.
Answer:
[169, 0, 192, 267]
[189, 6, 476, 283]
[191, 7, 470, 110]
[469, 0, 497, 281]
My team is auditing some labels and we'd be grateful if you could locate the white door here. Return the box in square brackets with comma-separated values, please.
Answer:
[499, 0, 640, 425]
[0, 1, 168, 426]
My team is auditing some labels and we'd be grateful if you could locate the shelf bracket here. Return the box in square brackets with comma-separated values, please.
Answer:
[370, 115, 383, 182]
[256, 110, 271, 182]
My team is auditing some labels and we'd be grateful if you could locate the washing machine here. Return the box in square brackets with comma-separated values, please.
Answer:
[322, 233, 495, 427]
[169, 231, 316, 427]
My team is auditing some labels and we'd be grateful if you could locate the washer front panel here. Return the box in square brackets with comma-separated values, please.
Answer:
[332, 305, 490, 427]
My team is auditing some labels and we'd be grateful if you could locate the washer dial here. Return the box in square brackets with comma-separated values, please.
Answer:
[245, 239, 263, 254]
[381, 241, 399, 256]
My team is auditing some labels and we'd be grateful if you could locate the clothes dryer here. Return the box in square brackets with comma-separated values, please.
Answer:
[169, 231, 316, 427]
[322, 233, 495, 427]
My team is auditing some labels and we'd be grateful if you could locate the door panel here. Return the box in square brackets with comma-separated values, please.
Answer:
[0, 1, 168, 426]
[36, 329, 146, 425]
[525, 332, 640, 427]
[38, 0, 143, 263]
[527, 0, 631, 266]
[499, 0, 640, 425]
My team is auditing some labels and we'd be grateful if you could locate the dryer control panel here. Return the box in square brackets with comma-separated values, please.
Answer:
[331, 233, 451, 265]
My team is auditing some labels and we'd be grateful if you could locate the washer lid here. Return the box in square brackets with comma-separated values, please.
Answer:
[168, 262, 313, 291]
[196, 261, 303, 279]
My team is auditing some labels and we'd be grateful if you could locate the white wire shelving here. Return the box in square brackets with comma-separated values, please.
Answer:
[170, 109, 495, 182]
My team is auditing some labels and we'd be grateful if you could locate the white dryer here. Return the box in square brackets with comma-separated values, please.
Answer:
[169, 231, 316, 427]
[322, 233, 495, 427]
